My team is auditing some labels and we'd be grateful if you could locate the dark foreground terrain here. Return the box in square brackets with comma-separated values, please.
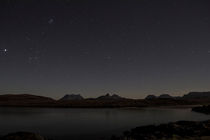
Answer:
[111, 120, 210, 140]
[2, 120, 210, 140]
[111, 105, 210, 140]
[0, 132, 50, 140]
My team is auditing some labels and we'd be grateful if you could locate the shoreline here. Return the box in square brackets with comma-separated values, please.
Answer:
[2, 118, 210, 140]
[112, 119, 210, 140]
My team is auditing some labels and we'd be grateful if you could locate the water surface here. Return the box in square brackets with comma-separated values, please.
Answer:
[0, 107, 209, 140]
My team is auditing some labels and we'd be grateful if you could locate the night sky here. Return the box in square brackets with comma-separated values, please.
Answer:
[0, 0, 210, 99]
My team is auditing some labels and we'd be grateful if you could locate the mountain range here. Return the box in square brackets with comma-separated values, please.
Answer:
[0, 91, 210, 107]
[145, 92, 210, 100]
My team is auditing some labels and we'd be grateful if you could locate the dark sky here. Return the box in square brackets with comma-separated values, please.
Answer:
[0, 0, 210, 99]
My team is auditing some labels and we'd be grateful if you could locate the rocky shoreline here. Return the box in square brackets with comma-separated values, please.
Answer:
[2, 120, 210, 140]
[1, 105, 210, 140]
[111, 120, 210, 140]
[192, 105, 210, 114]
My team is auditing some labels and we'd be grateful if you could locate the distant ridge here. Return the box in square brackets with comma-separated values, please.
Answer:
[145, 95, 157, 99]
[96, 93, 124, 100]
[183, 92, 210, 99]
[0, 94, 55, 106]
[59, 94, 84, 101]
[0, 94, 54, 101]
[158, 94, 173, 99]
[0, 91, 210, 108]
[145, 94, 173, 99]
[145, 92, 210, 100]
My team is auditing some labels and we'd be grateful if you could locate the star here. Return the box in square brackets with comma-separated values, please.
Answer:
[48, 16, 56, 25]
[0, 48, 8, 53]
[104, 56, 112, 60]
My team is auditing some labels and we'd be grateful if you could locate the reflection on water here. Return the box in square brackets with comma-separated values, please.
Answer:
[0, 107, 209, 140]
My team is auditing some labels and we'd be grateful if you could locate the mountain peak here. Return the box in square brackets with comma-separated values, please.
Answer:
[145, 95, 157, 100]
[60, 94, 84, 101]
[158, 94, 173, 99]
[97, 93, 123, 100]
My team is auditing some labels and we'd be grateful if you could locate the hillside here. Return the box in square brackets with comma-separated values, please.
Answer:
[0, 94, 56, 107]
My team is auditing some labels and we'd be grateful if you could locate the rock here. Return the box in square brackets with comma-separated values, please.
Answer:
[59, 94, 84, 101]
[192, 105, 210, 114]
[158, 94, 173, 99]
[0, 132, 49, 140]
[145, 95, 157, 100]
[111, 120, 210, 140]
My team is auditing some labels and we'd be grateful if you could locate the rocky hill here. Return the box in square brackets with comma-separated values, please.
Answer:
[158, 94, 173, 99]
[0, 94, 55, 107]
[145, 94, 173, 99]
[97, 93, 124, 100]
[145, 95, 157, 99]
[59, 94, 84, 101]
[145, 92, 210, 100]
[183, 92, 210, 99]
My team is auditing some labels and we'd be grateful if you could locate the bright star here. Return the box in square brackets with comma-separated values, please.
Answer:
[0, 48, 8, 53]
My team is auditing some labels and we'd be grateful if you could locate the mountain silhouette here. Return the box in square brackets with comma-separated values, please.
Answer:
[59, 94, 84, 100]
[97, 93, 124, 100]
